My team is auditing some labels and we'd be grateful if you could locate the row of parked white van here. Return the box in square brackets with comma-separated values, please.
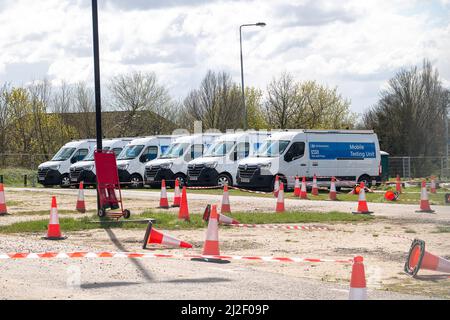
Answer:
[37, 129, 383, 191]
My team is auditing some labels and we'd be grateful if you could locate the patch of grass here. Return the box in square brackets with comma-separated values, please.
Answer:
[433, 226, 450, 233]
[0, 167, 37, 187]
[404, 229, 417, 234]
[0, 210, 374, 234]
[5, 200, 23, 206]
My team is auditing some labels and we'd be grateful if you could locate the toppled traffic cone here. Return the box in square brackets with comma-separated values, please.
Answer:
[276, 182, 285, 213]
[349, 256, 367, 300]
[203, 204, 220, 255]
[172, 178, 181, 207]
[294, 176, 300, 197]
[384, 190, 399, 201]
[158, 179, 169, 209]
[396, 175, 402, 193]
[178, 186, 190, 221]
[311, 174, 319, 196]
[273, 175, 280, 198]
[202, 204, 211, 222]
[404, 239, 450, 277]
[300, 176, 308, 199]
[416, 180, 435, 213]
[352, 182, 373, 214]
[221, 183, 231, 213]
[0, 183, 9, 215]
[219, 213, 240, 225]
[142, 221, 192, 249]
[430, 177, 437, 194]
[44, 196, 66, 240]
[76, 181, 86, 213]
[329, 177, 337, 201]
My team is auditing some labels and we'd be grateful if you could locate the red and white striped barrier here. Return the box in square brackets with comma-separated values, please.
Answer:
[228, 224, 331, 231]
[0, 251, 353, 264]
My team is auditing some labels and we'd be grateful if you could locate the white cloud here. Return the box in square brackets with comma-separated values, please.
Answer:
[0, 0, 448, 114]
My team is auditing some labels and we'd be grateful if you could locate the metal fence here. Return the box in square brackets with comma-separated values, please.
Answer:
[0, 153, 52, 170]
[388, 156, 449, 179]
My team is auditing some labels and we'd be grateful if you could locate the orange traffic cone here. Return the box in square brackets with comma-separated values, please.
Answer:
[158, 179, 169, 209]
[44, 196, 66, 240]
[416, 180, 435, 213]
[329, 177, 337, 201]
[273, 175, 280, 198]
[404, 239, 450, 277]
[203, 204, 220, 255]
[0, 183, 9, 215]
[178, 186, 190, 221]
[430, 177, 437, 194]
[76, 181, 86, 213]
[396, 175, 402, 193]
[294, 176, 300, 197]
[276, 182, 285, 213]
[143, 221, 192, 249]
[219, 213, 240, 225]
[349, 256, 367, 300]
[221, 183, 231, 213]
[352, 182, 373, 214]
[384, 190, 399, 201]
[300, 176, 308, 199]
[311, 174, 319, 196]
[172, 178, 181, 207]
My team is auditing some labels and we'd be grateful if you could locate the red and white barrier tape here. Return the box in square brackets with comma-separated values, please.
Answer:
[0, 251, 353, 264]
[228, 224, 331, 231]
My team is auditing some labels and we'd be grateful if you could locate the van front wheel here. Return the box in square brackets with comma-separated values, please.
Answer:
[217, 174, 232, 187]
[129, 174, 143, 189]
[358, 175, 371, 187]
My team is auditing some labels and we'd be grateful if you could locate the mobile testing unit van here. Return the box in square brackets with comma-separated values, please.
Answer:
[37, 139, 97, 187]
[69, 138, 133, 186]
[236, 130, 381, 191]
[144, 133, 221, 188]
[116, 136, 174, 188]
[187, 131, 270, 187]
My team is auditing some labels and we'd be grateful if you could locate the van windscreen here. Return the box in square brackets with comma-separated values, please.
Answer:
[255, 140, 290, 157]
[51, 147, 76, 161]
[117, 145, 144, 160]
[204, 141, 236, 157]
[161, 143, 190, 159]
[83, 147, 110, 161]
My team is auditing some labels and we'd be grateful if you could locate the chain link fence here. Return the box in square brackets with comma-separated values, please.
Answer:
[388, 156, 449, 179]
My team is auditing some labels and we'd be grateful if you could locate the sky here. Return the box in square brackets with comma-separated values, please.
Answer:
[0, 0, 449, 116]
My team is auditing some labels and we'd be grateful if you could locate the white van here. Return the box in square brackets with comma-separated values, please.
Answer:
[187, 131, 270, 187]
[144, 133, 221, 188]
[37, 139, 97, 188]
[69, 138, 133, 186]
[237, 130, 381, 191]
[116, 136, 174, 188]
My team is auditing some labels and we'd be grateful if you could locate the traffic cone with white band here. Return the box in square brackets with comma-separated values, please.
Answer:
[404, 239, 450, 277]
[349, 256, 367, 300]
[202, 204, 240, 225]
[143, 222, 192, 249]
[311, 174, 319, 196]
[416, 180, 435, 213]
[178, 186, 190, 221]
[273, 175, 280, 198]
[158, 179, 169, 209]
[352, 182, 373, 214]
[221, 183, 231, 213]
[76, 181, 86, 213]
[0, 183, 8, 215]
[430, 177, 437, 194]
[294, 176, 300, 197]
[276, 182, 285, 213]
[300, 176, 308, 199]
[44, 196, 66, 240]
[172, 178, 181, 207]
[396, 175, 402, 193]
[202, 204, 220, 255]
[329, 177, 337, 201]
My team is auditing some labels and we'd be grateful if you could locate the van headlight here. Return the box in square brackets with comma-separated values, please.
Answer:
[48, 165, 60, 171]
[205, 162, 218, 169]
[259, 163, 271, 169]
[160, 162, 173, 169]
[82, 165, 94, 171]
[118, 164, 129, 171]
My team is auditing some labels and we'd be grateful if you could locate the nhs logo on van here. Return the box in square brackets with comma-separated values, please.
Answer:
[309, 142, 376, 160]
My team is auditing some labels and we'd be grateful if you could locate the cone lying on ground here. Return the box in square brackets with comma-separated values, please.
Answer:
[203, 204, 220, 255]
[329, 177, 337, 201]
[396, 174, 402, 193]
[294, 176, 300, 197]
[203, 204, 240, 225]
[276, 182, 285, 213]
[143, 222, 192, 249]
[172, 178, 181, 207]
[352, 182, 373, 214]
[416, 180, 435, 213]
[311, 174, 319, 196]
[0, 183, 8, 215]
[178, 186, 190, 221]
[76, 181, 86, 213]
[221, 183, 231, 213]
[273, 175, 280, 198]
[300, 176, 308, 199]
[158, 179, 169, 209]
[430, 177, 437, 194]
[349, 256, 367, 300]
[404, 239, 450, 277]
[44, 196, 66, 240]
[384, 190, 399, 201]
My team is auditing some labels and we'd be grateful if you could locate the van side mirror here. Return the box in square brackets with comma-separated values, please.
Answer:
[284, 153, 293, 162]
[232, 152, 238, 161]
[71, 157, 77, 164]
[139, 155, 147, 163]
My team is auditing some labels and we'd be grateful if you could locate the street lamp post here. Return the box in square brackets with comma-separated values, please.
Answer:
[239, 22, 266, 130]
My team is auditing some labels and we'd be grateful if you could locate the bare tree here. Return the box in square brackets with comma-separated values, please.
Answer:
[0, 84, 11, 164]
[73, 82, 95, 138]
